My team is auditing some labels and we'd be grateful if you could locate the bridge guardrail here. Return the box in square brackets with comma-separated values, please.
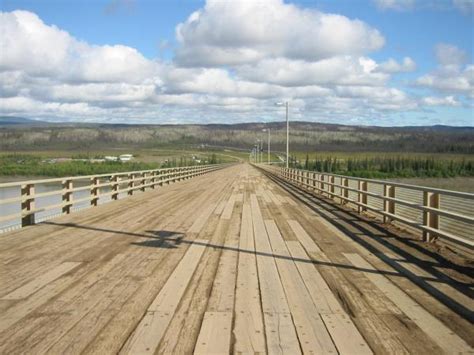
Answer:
[259, 165, 474, 249]
[0, 163, 231, 232]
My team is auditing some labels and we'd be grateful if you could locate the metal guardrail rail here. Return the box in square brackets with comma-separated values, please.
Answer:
[0, 164, 230, 231]
[259, 165, 474, 249]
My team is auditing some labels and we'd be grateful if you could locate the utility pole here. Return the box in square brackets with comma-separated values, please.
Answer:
[286, 101, 289, 168]
[263, 128, 270, 164]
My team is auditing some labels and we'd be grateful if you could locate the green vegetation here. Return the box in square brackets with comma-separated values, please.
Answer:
[0, 153, 224, 178]
[293, 154, 474, 179]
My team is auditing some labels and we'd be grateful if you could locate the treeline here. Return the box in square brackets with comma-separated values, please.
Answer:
[2, 122, 474, 154]
[0, 154, 222, 178]
[299, 155, 474, 179]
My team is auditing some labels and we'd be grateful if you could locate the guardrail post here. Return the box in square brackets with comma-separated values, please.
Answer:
[383, 184, 395, 223]
[62, 179, 73, 214]
[358, 181, 368, 212]
[128, 174, 134, 195]
[140, 173, 146, 192]
[320, 174, 325, 195]
[111, 175, 119, 200]
[329, 176, 335, 199]
[21, 183, 35, 226]
[158, 171, 164, 186]
[423, 191, 440, 242]
[151, 171, 156, 189]
[91, 177, 99, 206]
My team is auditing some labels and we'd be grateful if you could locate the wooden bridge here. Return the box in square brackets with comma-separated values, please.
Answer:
[0, 163, 473, 354]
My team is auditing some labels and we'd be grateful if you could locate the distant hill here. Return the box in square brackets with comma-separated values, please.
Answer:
[0, 116, 49, 125]
[1, 118, 473, 153]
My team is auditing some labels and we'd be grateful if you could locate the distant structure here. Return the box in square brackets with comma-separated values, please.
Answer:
[119, 154, 133, 162]
[104, 154, 133, 162]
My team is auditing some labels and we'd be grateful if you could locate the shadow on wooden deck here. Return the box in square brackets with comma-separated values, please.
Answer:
[259, 169, 474, 324]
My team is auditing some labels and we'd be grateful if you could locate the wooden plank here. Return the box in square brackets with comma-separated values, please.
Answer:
[285, 196, 297, 206]
[343, 253, 472, 354]
[206, 239, 238, 312]
[214, 201, 226, 215]
[188, 204, 217, 233]
[122, 239, 209, 354]
[250, 195, 301, 353]
[287, 219, 322, 253]
[263, 312, 301, 355]
[285, 241, 345, 314]
[194, 312, 232, 354]
[250, 195, 290, 314]
[264, 220, 337, 354]
[395, 259, 474, 312]
[193, 214, 239, 353]
[321, 313, 373, 355]
[233, 203, 266, 354]
[1, 262, 81, 300]
[266, 190, 282, 206]
[221, 195, 236, 220]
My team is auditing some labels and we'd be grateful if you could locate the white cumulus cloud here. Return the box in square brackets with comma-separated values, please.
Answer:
[377, 57, 416, 73]
[175, 0, 385, 67]
[0, 5, 471, 125]
[373, 0, 415, 11]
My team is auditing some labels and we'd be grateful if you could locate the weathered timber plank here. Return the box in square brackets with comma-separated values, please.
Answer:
[1, 262, 82, 300]
[344, 253, 473, 354]
[233, 203, 266, 354]
[194, 312, 233, 354]
[122, 239, 209, 354]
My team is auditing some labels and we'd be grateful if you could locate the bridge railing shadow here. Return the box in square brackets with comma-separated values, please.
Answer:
[42, 221, 425, 279]
[259, 169, 474, 323]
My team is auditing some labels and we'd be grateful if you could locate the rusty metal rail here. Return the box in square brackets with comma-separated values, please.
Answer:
[259, 165, 474, 249]
[0, 164, 229, 231]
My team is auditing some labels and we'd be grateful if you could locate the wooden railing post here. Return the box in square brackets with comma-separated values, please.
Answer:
[358, 181, 368, 212]
[141, 172, 146, 192]
[128, 174, 134, 195]
[423, 191, 440, 242]
[158, 171, 164, 186]
[151, 171, 156, 189]
[62, 179, 73, 214]
[21, 183, 35, 226]
[383, 184, 395, 223]
[329, 175, 335, 200]
[111, 175, 119, 200]
[320, 174, 325, 195]
[339, 177, 344, 204]
[91, 177, 99, 206]
[341, 177, 349, 205]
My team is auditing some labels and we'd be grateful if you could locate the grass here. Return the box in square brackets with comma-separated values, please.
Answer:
[0, 148, 243, 179]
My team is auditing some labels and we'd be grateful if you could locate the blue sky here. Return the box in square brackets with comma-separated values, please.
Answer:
[0, 0, 473, 126]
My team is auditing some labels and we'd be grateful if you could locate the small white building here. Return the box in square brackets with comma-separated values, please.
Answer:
[119, 154, 133, 162]
[105, 156, 118, 161]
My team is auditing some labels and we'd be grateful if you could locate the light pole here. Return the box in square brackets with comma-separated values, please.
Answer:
[276, 101, 289, 168]
[258, 139, 263, 164]
[263, 128, 270, 164]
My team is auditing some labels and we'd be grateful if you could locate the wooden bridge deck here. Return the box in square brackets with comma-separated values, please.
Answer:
[0, 164, 472, 354]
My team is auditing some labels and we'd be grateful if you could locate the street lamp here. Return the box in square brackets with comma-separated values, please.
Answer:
[275, 101, 289, 168]
[262, 128, 270, 164]
[255, 141, 261, 164]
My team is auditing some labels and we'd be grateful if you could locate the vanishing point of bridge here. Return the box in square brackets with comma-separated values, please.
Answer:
[0, 164, 473, 354]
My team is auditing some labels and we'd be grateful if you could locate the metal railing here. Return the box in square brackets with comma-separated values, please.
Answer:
[260, 165, 474, 249]
[0, 164, 229, 232]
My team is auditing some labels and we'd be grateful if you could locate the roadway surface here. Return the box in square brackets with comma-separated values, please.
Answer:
[0, 164, 472, 354]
